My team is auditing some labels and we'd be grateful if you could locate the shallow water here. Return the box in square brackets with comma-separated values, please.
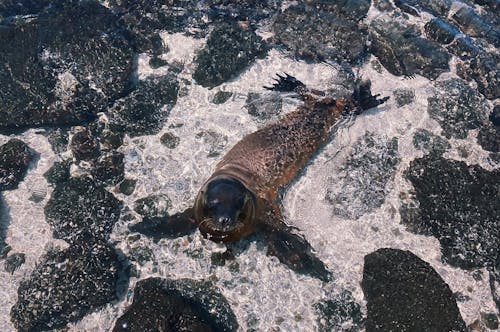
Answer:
[0, 1, 498, 331]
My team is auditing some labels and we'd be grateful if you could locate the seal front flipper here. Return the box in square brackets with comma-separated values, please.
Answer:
[129, 207, 197, 242]
[350, 80, 389, 112]
[263, 222, 332, 282]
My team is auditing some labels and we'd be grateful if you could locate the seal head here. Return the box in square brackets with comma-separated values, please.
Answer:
[194, 176, 256, 242]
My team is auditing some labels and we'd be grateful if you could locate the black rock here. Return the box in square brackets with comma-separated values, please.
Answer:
[369, 18, 451, 79]
[326, 133, 400, 219]
[314, 291, 364, 332]
[272, 5, 367, 64]
[361, 248, 467, 332]
[70, 127, 100, 161]
[305, 0, 371, 21]
[193, 21, 268, 88]
[134, 194, 171, 219]
[4, 252, 25, 274]
[456, 53, 499, 100]
[160, 132, 180, 149]
[477, 123, 500, 153]
[206, 0, 282, 26]
[446, 36, 482, 60]
[212, 91, 233, 104]
[44, 177, 122, 243]
[427, 79, 490, 139]
[424, 18, 460, 45]
[149, 56, 169, 69]
[109, 74, 179, 137]
[452, 6, 499, 46]
[118, 178, 137, 196]
[91, 151, 125, 185]
[113, 277, 238, 332]
[412, 128, 450, 156]
[11, 240, 123, 331]
[401, 155, 499, 270]
[47, 128, 69, 154]
[43, 160, 71, 184]
[0, 0, 53, 18]
[0, 194, 10, 259]
[0, 139, 37, 191]
[0, 1, 135, 132]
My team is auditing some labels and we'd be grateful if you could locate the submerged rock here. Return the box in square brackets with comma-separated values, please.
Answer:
[401, 155, 499, 270]
[0, 139, 37, 191]
[134, 194, 171, 220]
[0, 1, 134, 132]
[314, 291, 364, 332]
[43, 159, 71, 184]
[91, 151, 125, 185]
[369, 17, 450, 79]
[113, 277, 238, 331]
[44, 177, 122, 243]
[452, 6, 499, 46]
[11, 240, 123, 331]
[412, 128, 450, 156]
[193, 21, 268, 88]
[427, 79, 490, 139]
[326, 133, 400, 219]
[245, 92, 282, 121]
[362, 248, 466, 332]
[70, 127, 100, 161]
[456, 53, 499, 100]
[305, 0, 371, 21]
[109, 74, 179, 137]
[393, 0, 451, 16]
[272, 4, 367, 64]
[393, 88, 415, 107]
[424, 18, 460, 45]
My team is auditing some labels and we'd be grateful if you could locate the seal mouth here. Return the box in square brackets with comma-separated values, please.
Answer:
[194, 175, 256, 243]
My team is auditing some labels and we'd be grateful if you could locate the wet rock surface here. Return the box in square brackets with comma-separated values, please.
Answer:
[362, 248, 467, 332]
[326, 133, 400, 219]
[314, 291, 364, 332]
[0, 0, 135, 132]
[108, 74, 179, 137]
[428, 79, 491, 139]
[369, 17, 450, 79]
[0, 139, 37, 191]
[193, 21, 268, 88]
[44, 177, 122, 243]
[272, 4, 367, 64]
[412, 128, 450, 156]
[401, 155, 499, 270]
[11, 240, 123, 331]
[113, 277, 238, 332]
[245, 92, 282, 121]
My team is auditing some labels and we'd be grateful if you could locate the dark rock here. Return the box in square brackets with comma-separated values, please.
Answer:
[412, 128, 450, 156]
[424, 18, 460, 45]
[373, 0, 395, 11]
[212, 91, 233, 104]
[134, 194, 171, 219]
[47, 128, 69, 154]
[0, 0, 53, 18]
[193, 21, 268, 88]
[0, 139, 36, 191]
[113, 277, 238, 332]
[393, 0, 451, 16]
[43, 159, 71, 184]
[393, 89, 415, 107]
[490, 270, 500, 312]
[362, 248, 467, 332]
[245, 92, 282, 121]
[11, 240, 123, 331]
[305, 0, 371, 21]
[370, 18, 451, 79]
[0, 194, 10, 259]
[477, 124, 500, 153]
[45, 177, 122, 243]
[195, 130, 228, 157]
[91, 151, 125, 185]
[456, 53, 499, 100]
[314, 291, 364, 332]
[206, 0, 282, 26]
[160, 132, 180, 149]
[427, 79, 490, 139]
[452, 6, 499, 46]
[326, 133, 400, 219]
[149, 56, 169, 69]
[447, 36, 482, 60]
[481, 312, 499, 330]
[210, 250, 236, 267]
[490, 105, 500, 127]
[272, 5, 367, 64]
[70, 127, 100, 161]
[0, 1, 135, 132]
[118, 178, 137, 196]
[4, 252, 25, 274]
[109, 74, 179, 137]
[401, 155, 499, 269]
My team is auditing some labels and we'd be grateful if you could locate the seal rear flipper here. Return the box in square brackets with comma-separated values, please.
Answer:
[350, 80, 389, 112]
[262, 223, 333, 282]
[128, 207, 196, 242]
[264, 73, 309, 96]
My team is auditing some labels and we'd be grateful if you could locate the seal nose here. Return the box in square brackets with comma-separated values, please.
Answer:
[217, 215, 232, 224]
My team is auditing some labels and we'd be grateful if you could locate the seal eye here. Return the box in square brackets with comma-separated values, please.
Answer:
[195, 176, 255, 242]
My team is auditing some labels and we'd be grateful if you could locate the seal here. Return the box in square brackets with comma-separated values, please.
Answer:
[130, 74, 388, 281]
